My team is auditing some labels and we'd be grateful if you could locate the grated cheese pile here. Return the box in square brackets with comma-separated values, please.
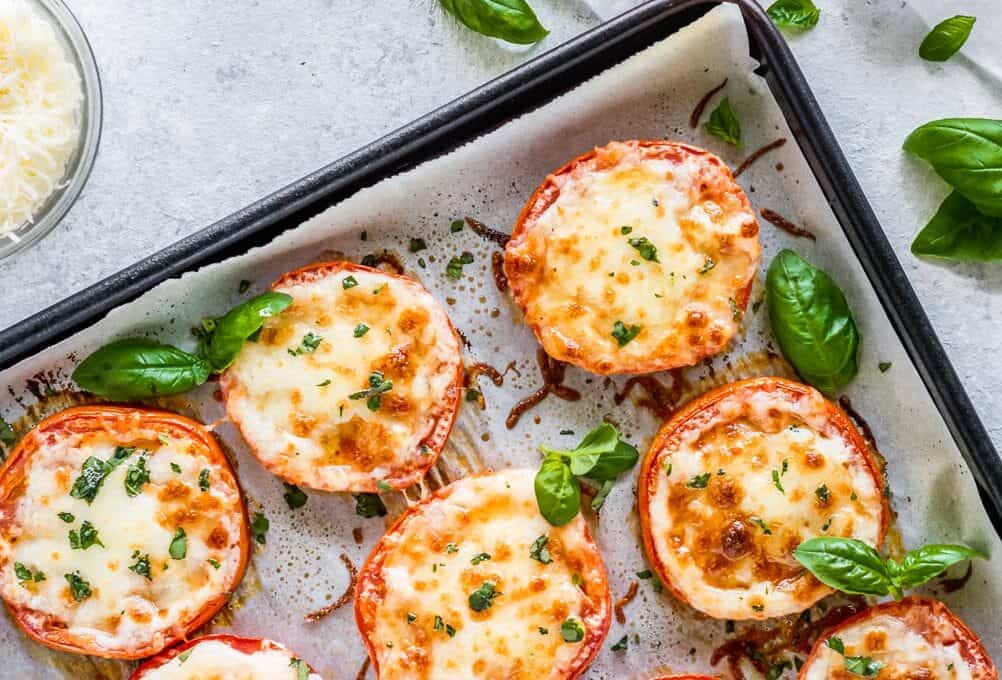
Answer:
[0, 0, 82, 238]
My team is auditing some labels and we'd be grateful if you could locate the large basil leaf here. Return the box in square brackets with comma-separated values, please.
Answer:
[895, 543, 986, 589]
[203, 291, 293, 371]
[793, 537, 896, 597]
[911, 191, 1002, 262]
[440, 0, 548, 45]
[534, 456, 580, 526]
[73, 338, 210, 400]
[766, 0, 820, 30]
[919, 16, 976, 62]
[585, 441, 639, 482]
[766, 250, 860, 394]
[904, 118, 1002, 217]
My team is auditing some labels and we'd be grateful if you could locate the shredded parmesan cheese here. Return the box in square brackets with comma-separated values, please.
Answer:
[0, 0, 82, 238]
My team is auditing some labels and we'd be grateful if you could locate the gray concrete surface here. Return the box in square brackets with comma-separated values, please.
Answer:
[1, 0, 1000, 449]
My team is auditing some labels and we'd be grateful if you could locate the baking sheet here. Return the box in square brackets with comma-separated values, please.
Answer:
[0, 5, 999, 678]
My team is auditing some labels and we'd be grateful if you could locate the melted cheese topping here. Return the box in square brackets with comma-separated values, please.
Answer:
[804, 612, 976, 680]
[222, 266, 462, 492]
[645, 382, 883, 620]
[142, 639, 321, 680]
[0, 423, 243, 654]
[505, 141, 759, 374]
[356, 469, 610, 679]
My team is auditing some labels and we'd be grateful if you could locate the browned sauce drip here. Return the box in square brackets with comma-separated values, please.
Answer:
[465, 216, 510, 248]
[733, 138, 787, 178]
[613, 370, 686, 420]
[304, 553, 358, 622]
[456, 328, 472, 350]
[467, 363, 505, 387]
[941, 561, 974, 593]
[690, 77, 729, 128]
[362, 251, 405, 274]
[760, 208, 816, 241]
[614, 580, 639, 624]
[506, 349, 581, 429]
[352, 527, 364, 545]
[837, 396, 877, 451]
[356, 657, 371, 680]
[491, 251, 508, 292]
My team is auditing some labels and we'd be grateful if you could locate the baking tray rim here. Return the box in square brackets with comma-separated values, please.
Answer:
[1, 0, 1001, 534]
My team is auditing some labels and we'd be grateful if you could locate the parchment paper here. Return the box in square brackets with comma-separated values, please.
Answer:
[0, 5, 998, 678]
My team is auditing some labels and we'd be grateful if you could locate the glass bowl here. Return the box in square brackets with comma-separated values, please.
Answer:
[0, 0, 102, 260]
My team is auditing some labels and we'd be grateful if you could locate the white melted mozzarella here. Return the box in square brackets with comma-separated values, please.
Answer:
[143, 639, 321, 680]
[223, 267, 461, 492]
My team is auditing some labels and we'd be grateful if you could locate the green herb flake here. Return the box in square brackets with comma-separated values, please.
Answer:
[471, 552, 491, 565]
[129, 551, 152, 581]
[409, 238, 427, 253]
[208, 558, 221, 569]
[772, 469, 786, 494]
[353, 323, 370, 338]
[289, 658, 310, 680]
[751, 517, 772, 535]
[198, 468, 210, 492]
[377, 480, 394, 493]
[445, 252, 474, 279]
[611, 321, 641, 347]
[703, 97, 742, 147]
[238, 280, 251, 294]
[628, 236, 659, 262]
[636, 570, 653, 579]
[288, 332, 323, 356]
[699, 256, 716, 274]
[283, 483, 308, 509]
[170, 462, 182, 474]
[815, 484, 831, 503]
[65, 571, 92, 602]
[687, 472, 712, 489]
[70, 451, 131, 505]
[530, 535, 552, 564]
[251, 512, 269, 544]
[878, 362, 892, 373]
[468, 580, 501, 612]
[354, 493, 387, 518]
[538, 626, 549, 634]
[729, 297, 742, 321]
[169, 527, 187, 560]
[178, 650, 192, 664]
[349, 371, 394, 411]
[466, 387, 482, 403]
[620, 226, 633, 235]
[611, 635, 629, 651]
[445, 543, 459, 554]
[561, 617, 585, 643]
[450, 219, 465, 233]
[69, 520, 104, 550]
[14, 563, 45, 587]
[407, 612, 417, 624]
[317, 379, 332, 387]
[342, 275, 359, 289]
[57, 512, 75, 523]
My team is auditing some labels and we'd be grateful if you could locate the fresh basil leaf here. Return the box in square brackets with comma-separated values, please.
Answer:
[766, 250, 860, 394]
[440, 0, 549, 45]
[919, 15, 976, 62]
[283, 483, 308, 510]
[766, 0, 820, 29]
[793, 537, 896, 597]
[911, 191, 1002, 262]
[894, 543, 986, 590]
[560, 617, 585, 643]
[354, 493, 387, 518]
[73, 338, 211, 400]
[586, 441, 640, 481]
[65, 571, 92, 601]
[124, 456, 150, 497]
[203, 292, 293, 371]
[468, 580, 500, 611]
[169, 527, 187, 559]
[903, 118, 1002, 218]
[703, 97, 742, 147]
[534, 456, 580, 526]
[844, 657, 886, 677]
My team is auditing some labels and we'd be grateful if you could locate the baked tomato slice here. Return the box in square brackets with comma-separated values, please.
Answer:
[638, 377, 887, 620]
[221, 261, 463, 493]
[130, 634, 321, 679]
[0, 406, 249, 659]
[504, 140, 760, 376]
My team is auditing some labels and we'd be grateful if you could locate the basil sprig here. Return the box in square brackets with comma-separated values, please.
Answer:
[766, 250, 860, 394]
[919, 16, 976, 62]
[534, 424, 638, 526]
[911, 191, 1002, 262]
[794, 537, 986, 599]
[766, 0, 820, 30]
[703, 97, 742, 147]
[72, 291, 292, 400]
[440, 0, 548, 45]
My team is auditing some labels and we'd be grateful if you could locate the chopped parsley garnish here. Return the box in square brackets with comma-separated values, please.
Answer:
[815, 484, 831, 503]
[251, 512, 269, 544]
[342, 275, 359, 289]
[14, 563, 44, 586]
[349, 371, 393, 411]
[561, 617, 585, 643]
[70, 447, 133, 504]
[772, 469, 786, 494]
[353, 323, 370, 338]
[445, 252, 474, 279]
[178, 650, 192, 663]
[288, 332, 323, 356]
[751, 603, 764, 612]
[65, 571, 92, 601]
[283, 483, 308, 509]
[687, 472, 712, 489]
[433, 615, 455, 637]
[529, 535, 552, 564]
[373, 284, 386, 295]
[751, 517, 772, 535]
[124, 456, 150, 497]
[445, 543, 459, 554]
[471, 552, 491, 565]
[57, 512, 75, 523]
[377, 479, 393, 492]
[290, 658, 310, 680]
[450, 219, 465, 233]
[169, 527, 187, 560]
[317, 379, 331, 387]
[354, 493, 387, 518]
[198, 468, 210, 492]
[208, 558, 221, 569]
[729, 297, 742, 320]
[170, 462, 182, 474]
[468, 581, 501, 612]
[69, 520, 104, 550]
[611, 635, 629, 651]
[628, 236, 659, 262]
[699, 256, 716, 274]
[611, 320, 641, 347]
[826, 636, 886, 677]
[636, 570, 653, 579]
[409, 238, 427, 253]
[129, 551, 152, 581]
[878, 361, 892, 373]
[620, 225, 633, 234]
[538, 626, 549, 634]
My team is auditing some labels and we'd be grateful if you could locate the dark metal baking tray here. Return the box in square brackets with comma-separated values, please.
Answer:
[2, 0, 1001, 533]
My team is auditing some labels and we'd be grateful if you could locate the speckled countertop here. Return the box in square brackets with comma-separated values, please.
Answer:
[1, 0, 1000, 444]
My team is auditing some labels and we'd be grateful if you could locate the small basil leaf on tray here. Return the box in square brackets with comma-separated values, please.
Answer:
[534, 456, 580, 526]
[703, 97, 742, 147]
[794, 537, 986, 599]
[903, 118, 1002, 218]
[440, 0, 549, 45]
[202, 291, 293, 371]
[766, 250, 860, 395]
[766, 0, 820, 30]
[919, 15, 976, 62]
[72, 339, 211, 400]
[911, 191, 1002, 262]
